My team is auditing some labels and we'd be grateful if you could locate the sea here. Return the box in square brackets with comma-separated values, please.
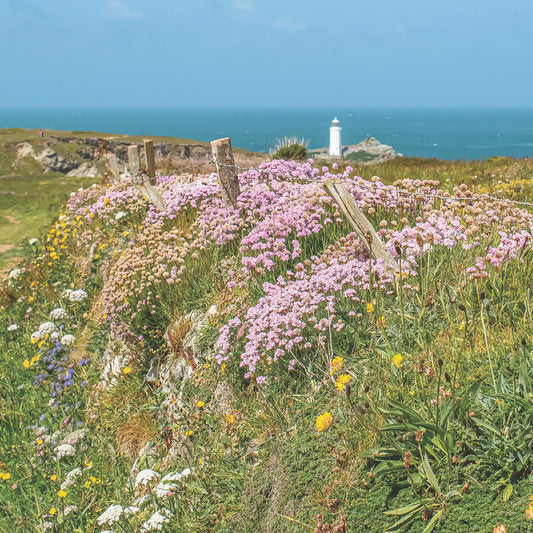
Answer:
[1, 107, 533, 161]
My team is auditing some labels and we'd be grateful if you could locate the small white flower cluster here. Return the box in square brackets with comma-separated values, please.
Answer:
[135, 469, 160, 488]
[29, 238, 39, 246]
[97, 504, 140, 526]
[60, 467, 81, 490]
[64, 505, 77, 516]
[49, 307, 68, 320]
[32, 321, 59, 340]
[115, 211, 128, 221]
[8, 268, 22, 280]
[152, 468, 191, 499]
[55, 443, 76, 459]
[141, 509, 173, 531]
[64, 289, 88, 303]
[60, 334, 76, 346]
[7, 324, 19, 332]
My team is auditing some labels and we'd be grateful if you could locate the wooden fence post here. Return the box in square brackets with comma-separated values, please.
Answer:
[211, 137, 241, 208]
[128, 145, 140, 178]
[125, 144, 165, 212]
[107, 154, 120, 183]
[144, 139, 156, 185]
[323, 179, 399, 271]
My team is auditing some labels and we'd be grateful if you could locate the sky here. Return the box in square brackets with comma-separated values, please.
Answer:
[1, 0, 532, 108]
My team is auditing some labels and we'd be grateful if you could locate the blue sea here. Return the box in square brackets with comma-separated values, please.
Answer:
[1, 107, 533, 161]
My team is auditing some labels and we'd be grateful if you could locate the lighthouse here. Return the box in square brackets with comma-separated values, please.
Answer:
[329, 117, 342, 157]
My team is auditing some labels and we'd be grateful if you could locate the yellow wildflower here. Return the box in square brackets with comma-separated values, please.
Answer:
[49, 508, 57, 516]
[84, 460, 92, 468]
[376, 315, 386, 329]
[185, 430, 194, 436]
[226, 413, 236, 425]
[335, 374, 352, 391]
[84, 481, 91, 488]
[366, 302, 374, 313]
[57, 490, 67, 498]
[316, 411, 333, 432]
[122, 366, 131, 374]
[329, 356, 344, 374]
[23, 359, 30, 369]
[1, 473, 11, 480]
[197, 401, 205, 408]
[392, 353, 404, 368]
[50, 475, 57, 481]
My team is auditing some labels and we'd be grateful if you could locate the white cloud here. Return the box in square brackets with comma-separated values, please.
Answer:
[269, 15, 307, 33]
[104, 0, 142, 20]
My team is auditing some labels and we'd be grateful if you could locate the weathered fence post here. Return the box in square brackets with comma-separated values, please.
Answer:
[125, 144, 165, 212]
[323, 179, 400, 271]
[107, 154, 120, 183]
[211, 137, 241, 208]
[128, 145, 140, 178]
[144, 139, 156, 185]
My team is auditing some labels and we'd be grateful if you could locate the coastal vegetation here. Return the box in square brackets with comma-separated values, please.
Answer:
[1, 136, 533, 531]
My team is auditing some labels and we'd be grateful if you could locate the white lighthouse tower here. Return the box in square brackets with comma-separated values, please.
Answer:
[329, 117, 342, 157]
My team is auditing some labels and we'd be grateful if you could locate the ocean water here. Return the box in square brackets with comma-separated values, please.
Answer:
[1, 107, 533, 161]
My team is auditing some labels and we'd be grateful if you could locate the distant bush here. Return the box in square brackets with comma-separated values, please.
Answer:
[270, 136, 308, 161]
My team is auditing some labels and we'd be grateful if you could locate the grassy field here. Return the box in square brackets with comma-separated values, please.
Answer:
[1, 149, 533, 531]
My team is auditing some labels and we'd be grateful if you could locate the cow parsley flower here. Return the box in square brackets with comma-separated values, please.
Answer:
[8, 268, 22, 280]
[60, 334, 76, 346]
[7, 324, 19, 332]
[39, 322, 58, 335]
[141, 509, 173, 531]
[55, 443, 76, 459]
[97, 504, 124, 526]
[49, 307, 68, 320]
[69, 289, 88, 303]
[135, 469, 160, 488]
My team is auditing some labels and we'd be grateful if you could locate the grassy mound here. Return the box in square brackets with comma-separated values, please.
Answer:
[1, 157, 533, 532]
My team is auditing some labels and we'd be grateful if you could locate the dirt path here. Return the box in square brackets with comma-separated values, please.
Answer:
[0, 244, 15, 253]
[5, 216, 19, 224]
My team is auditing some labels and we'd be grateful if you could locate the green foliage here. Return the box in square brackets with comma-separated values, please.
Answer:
[271, 143, 308, 161]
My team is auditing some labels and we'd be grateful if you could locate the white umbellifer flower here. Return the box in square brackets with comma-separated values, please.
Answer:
[62, 289, 72, 299]
[7, 324, 19, 332]
[153, 467, 192, 498]
[50, 331, 60, 341]
[29, 238, 39, 245]
[60, 334, 76, 346]
[135, 469, 160, 488]
[50, 307, 68, 320]
[69, 289, 88, 302]
[115, 211, 128, 220]
[39, 322, 58, 335]
[31, 331, 42, 341]
[141, 509, 173, 531]
[124, 506, 140, 517]
[64, 505, 78, 516]
[97, 504, 124, 526]
[8, 268, 22, 280]
[55, 443, 76, 459]
[60, 467, 82, 490]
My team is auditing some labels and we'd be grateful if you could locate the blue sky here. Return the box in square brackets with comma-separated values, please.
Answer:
[1, 0, 532, 108]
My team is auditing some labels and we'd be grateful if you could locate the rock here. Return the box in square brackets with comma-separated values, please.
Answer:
[343, 137, 403, 163]
[16, 142, 36, 159]
[35, 148, 79, 173]
[66, 163, 100, 178]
